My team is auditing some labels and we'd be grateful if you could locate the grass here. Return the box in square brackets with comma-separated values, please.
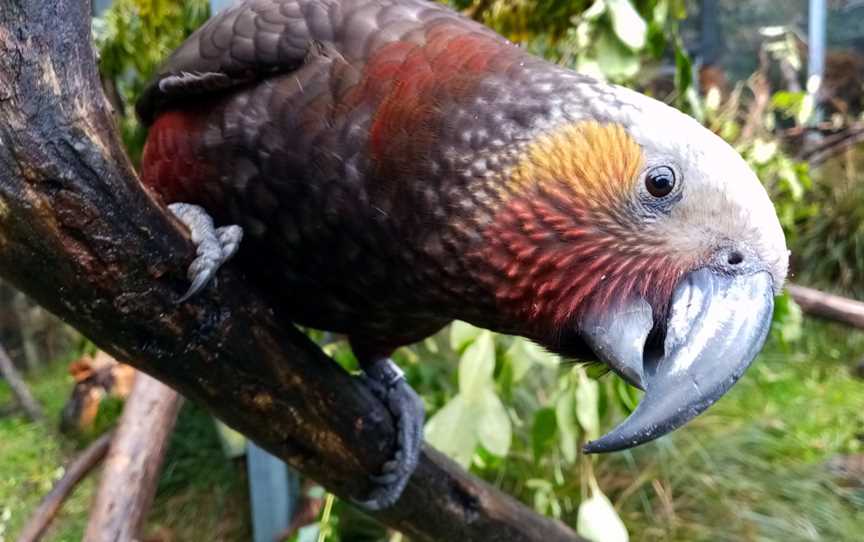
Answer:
[792, 143, 864, 300]
[0, 358, 94, 542]
[0, 360, 250, 542]
[604, 320, 864, 541]
[1, 318, 862, 542]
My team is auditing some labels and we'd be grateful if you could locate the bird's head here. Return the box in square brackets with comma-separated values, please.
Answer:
[478, 83, 788, 453]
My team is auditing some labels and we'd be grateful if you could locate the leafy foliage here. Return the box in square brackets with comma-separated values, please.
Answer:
[451, 0, 690, 99]
[93, 0, 210, 162]
[795, 165, 864, 298]
[83, 1, 863, 541]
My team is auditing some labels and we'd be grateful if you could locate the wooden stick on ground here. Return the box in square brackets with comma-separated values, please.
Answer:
[0, 341, 44, 422]
[17, 431, 114, 542]
[84, 372, 183, 542]
[787, 284, 864, 330]
[0, 2, 579, 540]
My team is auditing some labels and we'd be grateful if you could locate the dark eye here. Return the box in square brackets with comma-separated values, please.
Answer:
[645, 166, 676, 197]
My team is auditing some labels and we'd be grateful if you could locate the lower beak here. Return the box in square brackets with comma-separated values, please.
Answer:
[580, 267, 774, 453]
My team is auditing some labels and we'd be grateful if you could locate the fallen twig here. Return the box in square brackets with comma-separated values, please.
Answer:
[84, 372, 183, 542]
[787, 283, 864, 329]
[17, 431, 113, 542]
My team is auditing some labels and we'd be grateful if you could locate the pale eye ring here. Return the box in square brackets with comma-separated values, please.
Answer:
[645, 165, 676, 198]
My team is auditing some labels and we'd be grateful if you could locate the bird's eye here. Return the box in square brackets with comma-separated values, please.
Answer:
[645, 166, 676, 198]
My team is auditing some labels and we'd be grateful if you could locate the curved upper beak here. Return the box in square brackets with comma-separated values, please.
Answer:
[580, 267, 775, 453]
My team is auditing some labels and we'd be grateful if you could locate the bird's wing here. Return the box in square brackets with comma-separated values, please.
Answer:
[136, 0, 505, 124]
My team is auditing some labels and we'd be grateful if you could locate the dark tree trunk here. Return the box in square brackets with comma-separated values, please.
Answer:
[0, 2, 579, 540]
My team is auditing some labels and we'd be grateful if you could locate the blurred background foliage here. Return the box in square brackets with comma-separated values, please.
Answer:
[92, 0, 211, 162]
[1, 1, 862, 541]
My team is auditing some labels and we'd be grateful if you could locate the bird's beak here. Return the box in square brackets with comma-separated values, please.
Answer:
[580, 267, 774, 453]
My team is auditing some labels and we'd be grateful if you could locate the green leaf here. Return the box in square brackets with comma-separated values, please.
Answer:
[584, 0, 608, 20]
[576, 54, 606, 80]
[577, 477, 629, 542]
[459, 330, 496, 401]
[423, 336, 439, 354]
[212, 419, 246, 459]
[652, 0, 669, 26]
[532, 407, 558, 460]
[606, 0, 647, 50]
[555, 387, 580, 463]
[449, 320, 482, 352]
[594, 32, 640, 80]
[614, 375, 641, 413]
[522, 339, 561, 367]
[504, 338, 560, 384]
[673, 38, 693, 96]
[477, 389, 512, 457]
[424, 395, 478, 468]
[772, 291, 803, 345]
[504, 339, 535, 383]
[771, 90, 806, 118]
[752, 138, 779, 165]
[575, 370, 600, 440]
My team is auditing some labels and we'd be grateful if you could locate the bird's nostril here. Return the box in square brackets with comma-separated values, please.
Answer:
[727, 251, 744, 266]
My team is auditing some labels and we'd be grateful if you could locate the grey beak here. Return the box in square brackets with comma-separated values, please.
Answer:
[581, 268, 775, 453]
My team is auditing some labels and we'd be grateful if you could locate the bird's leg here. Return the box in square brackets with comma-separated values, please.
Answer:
[354, 355, 425, 510]
[167, 203, 243, 302]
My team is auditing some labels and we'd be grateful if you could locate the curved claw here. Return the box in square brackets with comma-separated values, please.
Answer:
[582, 268, 775, 453]
[168, 203, 243, 303]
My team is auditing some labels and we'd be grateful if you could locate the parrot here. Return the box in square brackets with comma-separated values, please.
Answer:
[136, 0, 789, 509]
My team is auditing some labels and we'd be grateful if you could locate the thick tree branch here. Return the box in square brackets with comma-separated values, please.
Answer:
[0, 2, 578, 540]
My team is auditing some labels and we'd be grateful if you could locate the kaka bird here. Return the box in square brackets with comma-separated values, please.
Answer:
[137, 0, 788, 509]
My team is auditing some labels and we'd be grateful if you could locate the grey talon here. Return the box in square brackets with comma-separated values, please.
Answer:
[168, 202, 244, 302]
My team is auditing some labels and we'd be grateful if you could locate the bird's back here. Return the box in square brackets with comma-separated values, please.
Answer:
[138, 0, 553, 342]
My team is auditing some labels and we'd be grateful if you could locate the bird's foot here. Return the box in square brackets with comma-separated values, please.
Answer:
[354, 357, 425, 510]
[167, 203, 243, 302]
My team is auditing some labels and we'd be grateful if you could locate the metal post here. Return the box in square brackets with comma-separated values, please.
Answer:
[92, 0, 113, 16]
[210, 0, 236, 15]
[807, 0, 827, 124]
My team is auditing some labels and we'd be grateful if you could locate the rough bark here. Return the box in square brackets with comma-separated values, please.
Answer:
[17, 431, 113, 542]
[0, 341, 44, 422]
[787, 284, 864, 330]
[0, 2, 579, 540]
[84, 373, 182, 541]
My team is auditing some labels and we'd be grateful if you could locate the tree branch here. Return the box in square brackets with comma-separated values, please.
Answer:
[84, 372, 183, 541]
[787, 284, 864, 329]
[0, 341, 44, 422]
[0, 2, 579, 540]
[17, 431, 113, 542]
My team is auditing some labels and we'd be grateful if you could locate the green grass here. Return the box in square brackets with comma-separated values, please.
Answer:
[0, 358, 94, 542]
[0, 361, 250, 542]
[2, 318, 862, 542]
[604, 320, 864, 541]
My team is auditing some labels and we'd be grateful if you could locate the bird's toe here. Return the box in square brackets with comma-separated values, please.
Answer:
[168, 202, 243, 302]
[354, 358, 424, 511]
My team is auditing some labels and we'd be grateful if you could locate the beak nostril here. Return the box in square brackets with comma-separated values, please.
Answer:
[727, 251, 744, 266]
